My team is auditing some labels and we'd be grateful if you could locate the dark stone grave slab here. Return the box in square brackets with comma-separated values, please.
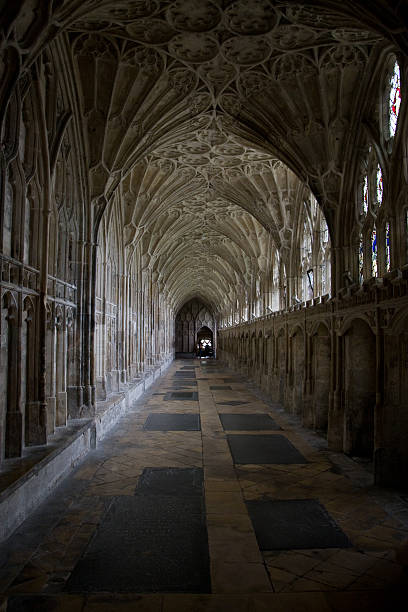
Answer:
[66, 468, 210, 593]
[175, 371, 196, 378]
[181, 366, 199, 369]
[217, 401, 248, 406]
[210, 386, 232, 391]
[170, 386, 190, 391]
[220, 414, 281, 431]
[137, 466, 204, 498]
[227, 434, 307, 464]
[164, 391, 199, 401]
[246, 498, 351, 550]
[153, 393, 166, 395]
[144, 413, 200, 431]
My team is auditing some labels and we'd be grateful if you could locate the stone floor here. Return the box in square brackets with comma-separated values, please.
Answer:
[0, 359, 407, 611]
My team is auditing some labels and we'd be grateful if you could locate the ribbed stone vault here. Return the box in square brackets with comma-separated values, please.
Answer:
[38, 0, 400, 314]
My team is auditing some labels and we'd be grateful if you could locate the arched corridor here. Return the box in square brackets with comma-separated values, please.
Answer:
[1, 1, 408, 608]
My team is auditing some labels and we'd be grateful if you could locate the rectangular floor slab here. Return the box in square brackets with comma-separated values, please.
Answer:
[220, 414, 281, 431]
[168, 386, 192, 391]
[174, 371, 196, 378]
[227, 434, 307, 464]
[210, 386, 233, 391]
[246, 498, 351, 550]
[143, 413, 201, 431]
[66, 468, 210, 593]
[216, 401, 248, 406]
[163, 391, 199, 401]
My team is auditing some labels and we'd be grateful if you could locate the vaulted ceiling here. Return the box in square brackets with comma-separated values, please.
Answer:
[9, 0, 405, 313]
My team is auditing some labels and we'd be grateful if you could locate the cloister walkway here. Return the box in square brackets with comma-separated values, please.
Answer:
[0, 360, 406, 611]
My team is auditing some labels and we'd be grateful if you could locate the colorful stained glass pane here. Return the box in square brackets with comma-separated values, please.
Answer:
[359, 235, 364, 282]
[377, 165, 383, 205]
[389, 62, 401, 137]
[363, 175, 368, 214]
[372, 227, 377, 277]
[385, 221, 391, 272]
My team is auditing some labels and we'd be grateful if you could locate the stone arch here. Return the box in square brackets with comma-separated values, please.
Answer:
[338, 313, 376, 337]
[197, 325, 213, 357]
[175, 298, 215, 356]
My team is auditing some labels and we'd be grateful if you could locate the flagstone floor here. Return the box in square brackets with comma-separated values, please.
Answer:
[0, 359, 407, 611]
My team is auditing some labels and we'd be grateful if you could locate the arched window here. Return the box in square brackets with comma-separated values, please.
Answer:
[358, 152, 385, 281]
[389, 61, 401, 138]
[301, 216, 313, 300]
[319, 213, 331, 295]
[298, 196, 331, 300]
[271, 251, 280, 311]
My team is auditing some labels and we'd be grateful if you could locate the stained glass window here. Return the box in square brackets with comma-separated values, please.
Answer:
[389, 61, 401, 138]
[371, 227, 377, 277]
[385, 221, 391, 272]
[376, 165, 383, 205]
[359, 234, 364, 282]
[363, 175, 368, 214]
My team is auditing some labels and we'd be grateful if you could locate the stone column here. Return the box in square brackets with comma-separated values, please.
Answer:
[328, 326, 343, 451]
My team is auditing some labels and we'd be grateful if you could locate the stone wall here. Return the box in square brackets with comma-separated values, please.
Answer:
[218, 277, 408, 488]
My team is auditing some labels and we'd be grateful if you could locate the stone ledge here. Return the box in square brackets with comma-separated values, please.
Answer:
[0, 358, 173, 543]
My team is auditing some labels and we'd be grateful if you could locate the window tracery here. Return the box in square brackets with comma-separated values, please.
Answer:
[358, 152, 386, 281]
[298, 196, 331, 301]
